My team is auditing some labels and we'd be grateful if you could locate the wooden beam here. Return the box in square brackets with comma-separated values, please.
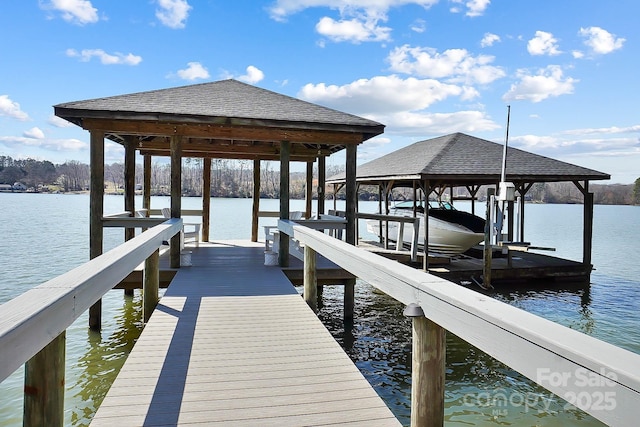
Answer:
[82, 118, 364, 145]
[170, 135, 182, 268]
[202, 158, 211, 242]
[137, 149, 317, 162]
[89, 130, 104, 330]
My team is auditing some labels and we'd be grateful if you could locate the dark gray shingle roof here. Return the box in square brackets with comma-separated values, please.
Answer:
[55, 79, 383, 131]
[330, 132, 610, 184]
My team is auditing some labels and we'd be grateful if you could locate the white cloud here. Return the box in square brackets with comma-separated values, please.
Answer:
[0, 136, 86, 151]
[299, 75, 465, 115]
[449, 0, 491, 17]
[48, 115, 74, 128]
[268, 1, 440, 43]
[387, 45, 505, 85]
[156, 0, 192, 29]
[238, 66, 265, 84]
[383, 110, 499, 135]
[480, 32, 500, 47]
[511, 134, 640, 159]
[176, 62, 210, 80]
[579, 26, 625, 55]
[527, 31, 561, 56]
[40, 0, 99, 25]
[298, 75, 499, 135]
[24, 127, 45, 139]
[0, 95, 29, 121]
[66, 49, 142, 65]
[562, 125, 640, 136]
[502, 65, 577, 103]
[410, 19, 426, 33]
[316, 16, 391, 43]
[572, 50, 584, 59]
[268, 1, 439, 21]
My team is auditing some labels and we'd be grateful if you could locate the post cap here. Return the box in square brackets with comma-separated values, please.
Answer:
[403, 303, 425, 318]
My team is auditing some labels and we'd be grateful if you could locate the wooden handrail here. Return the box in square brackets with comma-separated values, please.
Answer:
[0, 218, 182, 383]
[279, 219, 640, 427]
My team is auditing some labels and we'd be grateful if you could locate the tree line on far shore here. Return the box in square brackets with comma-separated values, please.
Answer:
[1, 156, 639, 206]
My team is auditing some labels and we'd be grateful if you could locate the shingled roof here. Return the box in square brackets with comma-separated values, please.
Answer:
[328, 132, 610, 186]
[54, 79, 385, 161]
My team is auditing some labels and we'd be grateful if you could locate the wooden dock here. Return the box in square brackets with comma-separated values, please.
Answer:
[358, 240, 591, 286]
[91, 240, 400, 426]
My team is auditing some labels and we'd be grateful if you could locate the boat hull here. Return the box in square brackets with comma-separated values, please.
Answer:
[366, 213, 485, 256]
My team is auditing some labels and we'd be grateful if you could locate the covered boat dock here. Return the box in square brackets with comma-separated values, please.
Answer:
[327, 132, 611, 285]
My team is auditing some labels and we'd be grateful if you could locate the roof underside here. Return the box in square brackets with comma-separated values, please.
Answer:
[54, 79, 385, 161]
[328, 132, 610, 187]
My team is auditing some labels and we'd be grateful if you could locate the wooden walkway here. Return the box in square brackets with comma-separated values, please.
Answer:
[91, 240, 400, 426]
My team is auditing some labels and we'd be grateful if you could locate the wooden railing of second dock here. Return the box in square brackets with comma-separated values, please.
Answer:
[279, 219, 640, 427]
[0, 218, 182, 426]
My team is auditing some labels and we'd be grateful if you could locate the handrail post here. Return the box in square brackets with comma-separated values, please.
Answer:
[143, 249, 160, 323]
[24, 331, 66, 427]
[303, 245, 317, 313]
[404, 304, 445, 427]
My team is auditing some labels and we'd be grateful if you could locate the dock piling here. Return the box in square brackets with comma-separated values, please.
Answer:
[303, 245, 318, 312]
[404, 304, 445, 427]
[143, 249, 160, 322]
[23, 331, 65, 427]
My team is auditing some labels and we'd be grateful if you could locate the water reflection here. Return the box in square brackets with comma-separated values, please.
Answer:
[315, 280, 605, 426]
[67, 292, 144, 427]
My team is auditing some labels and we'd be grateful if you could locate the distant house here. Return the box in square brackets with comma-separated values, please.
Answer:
[0, 184, 12, 192]
[13, 182, 27, 191]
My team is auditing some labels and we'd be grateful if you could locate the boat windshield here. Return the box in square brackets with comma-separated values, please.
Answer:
[392, 200, 457, 211]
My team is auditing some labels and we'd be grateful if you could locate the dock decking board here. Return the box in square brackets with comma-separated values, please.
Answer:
[91, 240, 400, 426]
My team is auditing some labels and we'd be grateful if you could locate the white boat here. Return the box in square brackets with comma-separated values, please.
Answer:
[366, 201, 486, 255]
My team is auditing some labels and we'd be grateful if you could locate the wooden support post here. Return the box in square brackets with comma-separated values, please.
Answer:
[406, 309, 445, 427]
[124, 137, 136, 242]
[170, 136, 182, 268]
[251, 159, 260, 242]
[202, 158, 211, 242]
[583, 190, 594, 267]
[143, 249, 160, 323]
[124, 137, 136, 296]
[305, 161, 313, 219]
[317, 156, 326, 217]
[24, 331, 65, 427]
[143, 155, 151, 216]
[422, 180, 431, 272]
[303, 245, 317, 313]
[89, 130, 104, 330]
[483, 188, 495, 288]
[279, 141, 290, 267]
[344, 278, 355, 322]
[345, 144, 357, 245]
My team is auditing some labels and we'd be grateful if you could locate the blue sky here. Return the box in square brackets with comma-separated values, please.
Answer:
[0, 1, 638, 183]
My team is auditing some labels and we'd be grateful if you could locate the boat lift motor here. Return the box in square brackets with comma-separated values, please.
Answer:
[497, 181, 516, 202]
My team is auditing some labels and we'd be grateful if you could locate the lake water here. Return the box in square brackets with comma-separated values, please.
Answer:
[1, 193, 639, 426]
